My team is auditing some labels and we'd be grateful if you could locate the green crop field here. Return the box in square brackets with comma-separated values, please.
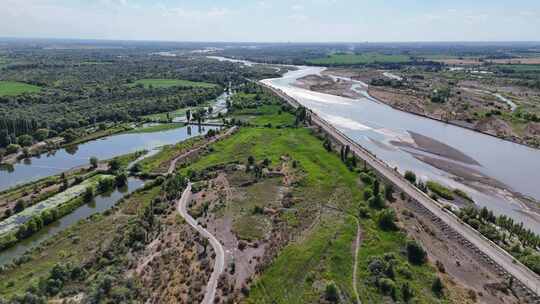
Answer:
[0, 81, 41, 96]
[496, 64, 540, 73]
[309, 53, 411, 65]
[131, 78, 217, 89]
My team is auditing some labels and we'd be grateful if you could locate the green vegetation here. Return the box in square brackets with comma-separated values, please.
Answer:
[0, 182, 161, 299]
[0, 175, 113, 250]
[426, 181, 455, 200]
[0, 81, 41, 97]
[131, 78, 217, 89]
[309, 53, 411, 65]
[181, 88, 445, 303]
[126, 123, 185, 134]
[137, 136, 206, 174]
[457, 207, 540, 275]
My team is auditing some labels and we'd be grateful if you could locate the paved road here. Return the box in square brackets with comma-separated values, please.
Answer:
[262, 83, 540, 297]
[177, 183, 225, 304]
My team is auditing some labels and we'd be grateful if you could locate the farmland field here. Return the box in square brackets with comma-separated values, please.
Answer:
[309, 53, 411, 65]
[0, 81, 41, 97]
[131, 78, 218, 89]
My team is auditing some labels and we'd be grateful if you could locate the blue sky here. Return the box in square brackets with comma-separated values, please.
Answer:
[2, 0, 540, 42]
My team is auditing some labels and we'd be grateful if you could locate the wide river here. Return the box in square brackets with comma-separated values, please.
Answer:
[261, 65, 540, 233]
[203, 56, 540, 234]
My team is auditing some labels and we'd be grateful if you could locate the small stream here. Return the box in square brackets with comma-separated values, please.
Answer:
[0, 177, 145, 266]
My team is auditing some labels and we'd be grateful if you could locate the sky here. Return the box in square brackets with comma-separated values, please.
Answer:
[2, 0, 540, 42]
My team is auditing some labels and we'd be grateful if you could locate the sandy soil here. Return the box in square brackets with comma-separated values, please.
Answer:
[390, 131, 480, 165]
[296, 74, 362, 99]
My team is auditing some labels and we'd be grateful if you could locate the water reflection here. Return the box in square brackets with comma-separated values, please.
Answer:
[0, 177, 145, 266]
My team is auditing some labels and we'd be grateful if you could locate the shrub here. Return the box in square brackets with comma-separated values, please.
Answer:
[368, 194, 386, 209]
[404, 171, 416, 184]
[14, 199, 25, 213]
[90, 157, 99, 169]
[432, 277, 444, 297]
[363, 188, 373, 200]
[385, 184, 394, 201]
[359, 173, 373, 185]
[6, 144, 21, 154]
[17, 134, 34, 147]
[402, 282, 414, 302]
[406, 240, 427, 265]
[358, 207, 370, 218]
[83, 187, 95, 202]
[324, 282, 339, 302]
[97, 177, 115, 193]
[115, 172, 128, 187]
[378, 209, 398, 230]
[378, 278, 396, 299]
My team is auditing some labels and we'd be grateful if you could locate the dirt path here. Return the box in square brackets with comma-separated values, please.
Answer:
[177, 183, 225, 304]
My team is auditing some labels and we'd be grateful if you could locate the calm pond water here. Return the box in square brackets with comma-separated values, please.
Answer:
[260, 65, 540, 233]
[0, 125, 217, 192]
[0, 177, 145, 266]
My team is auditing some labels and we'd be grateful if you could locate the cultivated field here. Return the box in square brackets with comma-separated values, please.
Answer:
[0, 81, 41, 97]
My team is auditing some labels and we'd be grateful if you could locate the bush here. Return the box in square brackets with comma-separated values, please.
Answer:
[358, 206, 370, 218]
[404, 171, 416, 184]
[90, 156, 99, 169]
[432, 277, 444, 297]
[115, 172, 128, 187]
[378, 278, 396, 298]
[363, 188, 373, 200]
[34, 129, 50, 141]
[368, 194, 386, 209]
[324, 282, 339, 302]
[83, 187, 95, 202]
[384, 184, 394, 201]
[402, 282, 414, 302]
[378, 209, 398, 230]
[6, 144, 21, 154]
[17, 134, 34, 147]
[108, 159, 121, 172]
[406, 240, 427, 265]
[97, 177, 115, 193]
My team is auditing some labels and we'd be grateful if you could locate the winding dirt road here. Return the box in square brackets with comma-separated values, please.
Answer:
[177, 183, 225, 304]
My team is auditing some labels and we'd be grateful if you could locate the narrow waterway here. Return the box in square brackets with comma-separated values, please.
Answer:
[0, 125, 218, 192]
[0, 177, 145, 266]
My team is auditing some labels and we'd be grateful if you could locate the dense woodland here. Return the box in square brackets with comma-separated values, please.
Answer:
[0, 47, 280, 151]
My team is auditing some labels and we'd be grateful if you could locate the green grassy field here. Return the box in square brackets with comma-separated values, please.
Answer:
[182, 125, 445, 303]
[309, 53, 411, 65]
[131, 78, 217, 89]
[0, 81, 41, 96]
[495, 64, 540, 73]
